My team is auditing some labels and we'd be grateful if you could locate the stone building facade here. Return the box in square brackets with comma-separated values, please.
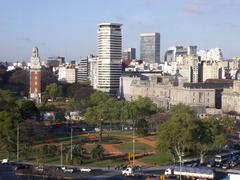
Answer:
[222, 80, 240, 114]
[120, 74, 232, 111]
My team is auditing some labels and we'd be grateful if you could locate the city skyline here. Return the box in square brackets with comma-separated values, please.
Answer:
[0, 0, 240, 61]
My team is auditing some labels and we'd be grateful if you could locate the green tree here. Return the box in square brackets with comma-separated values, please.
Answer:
[135, 118, 149, 136]
[44, 83, 62, 102]
[90, 91, 109, 106]
[18, 100, 39, 120]
[84, 91, 110, 142]
[85, 104, 108, 142]
[91, 144, 104, 160]
[0, 111, 20, 158]
[0, 90, 36, 160]
[157, 104, 198, 161]
[72, 144, 86, 164]
[193, 120, 213, 164]
[0, 90, 18, 112]
[128, 97, 157, 136]
[119, 101, 130, 131]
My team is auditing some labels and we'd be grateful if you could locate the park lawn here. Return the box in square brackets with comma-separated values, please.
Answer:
[116, 142, 153, 154]
[0, 151, 8, 160]
[138, 153, 173, 166]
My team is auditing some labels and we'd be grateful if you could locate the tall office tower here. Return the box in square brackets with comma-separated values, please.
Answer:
[29, 47, 42, 103]
[97, 23, 122, 96]
[122, 48, 136, 60]
[187, 46, 197, 56]
[77, 58, 89, 83]
[140, 32, 160, 63]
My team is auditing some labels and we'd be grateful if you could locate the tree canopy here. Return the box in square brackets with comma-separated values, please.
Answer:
[157, 103, 226, 163]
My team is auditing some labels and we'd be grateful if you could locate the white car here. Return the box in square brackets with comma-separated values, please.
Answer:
[35, 166, 44, 172]
[61, 166, 74, 173]
[1, 159, 9, 164]
[80, 167, 92, 172]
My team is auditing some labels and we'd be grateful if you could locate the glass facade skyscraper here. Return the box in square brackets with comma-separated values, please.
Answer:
[140, 32, 160, 63]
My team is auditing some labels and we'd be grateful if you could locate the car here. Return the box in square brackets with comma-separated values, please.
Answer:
[206, 161, 215, 168]
[14, 164, 30, 170]
[56, 166, 62, 171]
[61, 166, 74, 173]
[222, 162, 230, 169]
[35, 166, 44, 172]
[80, 167, 92, 172]
[1, 159, 9, 164]
[230, 159, 240, 167]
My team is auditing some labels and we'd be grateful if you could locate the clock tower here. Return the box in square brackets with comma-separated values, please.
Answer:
[29, 47, 42, 103]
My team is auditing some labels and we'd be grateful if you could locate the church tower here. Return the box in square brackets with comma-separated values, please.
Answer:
[29, 47, 42, 103]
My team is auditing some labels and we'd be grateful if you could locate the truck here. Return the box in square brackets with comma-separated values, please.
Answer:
[227, 174, 240, 180]
[122, 166, 142, 177]
[165, 166, 214, 180]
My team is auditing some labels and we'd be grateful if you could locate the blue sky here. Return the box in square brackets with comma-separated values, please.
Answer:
[0, 0, 239, 61]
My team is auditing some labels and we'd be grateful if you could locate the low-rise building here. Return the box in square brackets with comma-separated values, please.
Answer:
[222, 80, 240, 114]
[58, 66, 76, 83]
[120, 74, 233, 112]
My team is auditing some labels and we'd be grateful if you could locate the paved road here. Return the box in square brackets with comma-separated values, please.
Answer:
[0, 162, 229, 180]
[0, 164, 17, 180]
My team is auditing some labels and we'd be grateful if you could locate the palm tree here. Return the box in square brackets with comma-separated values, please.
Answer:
[91, 144, 104, 160]
[72, 144, 86, 164]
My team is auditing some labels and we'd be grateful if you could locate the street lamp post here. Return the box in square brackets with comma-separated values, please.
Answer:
[60, 143, 63, 167]
[132, 125, 135, 165]
[17, 124, 19, 162]
[70, 124, 73, 161]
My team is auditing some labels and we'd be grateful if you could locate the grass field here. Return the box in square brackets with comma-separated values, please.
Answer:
[138, 153, 173, 165]
[0, 131, 174, 167]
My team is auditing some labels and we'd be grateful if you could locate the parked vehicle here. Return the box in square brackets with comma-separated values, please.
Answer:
[14, 164, 30, 170]
[230, 159, 239, 167]
[165, 166, 214, 180]
[215, 153, 232, 167]
[1, 159, 9, 164]
[122, 166, 142, 177]
[228, 173, 240, 180]
[222, 162, 230, 169]
[80, 167, 92, 172]
[230, 150, 240, 158]
[35, 166, 44, 172]
[206, 161, 215, 168]
[61, 166, 74, 173]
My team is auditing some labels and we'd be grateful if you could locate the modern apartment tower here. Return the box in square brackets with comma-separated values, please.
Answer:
[140, 32, 160, 63]
[97, 23, 122, 96]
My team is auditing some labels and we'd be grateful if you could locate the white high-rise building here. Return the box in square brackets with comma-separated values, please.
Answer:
[197, 48, 223, 61]
[88, 55, 99, 89]
[97, 23, 122, 96]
